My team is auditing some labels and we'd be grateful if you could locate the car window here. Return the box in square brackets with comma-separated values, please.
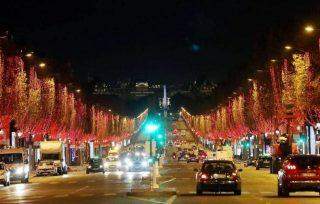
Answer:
[202, 162, 235, 173]
[290, 156, 320, 169]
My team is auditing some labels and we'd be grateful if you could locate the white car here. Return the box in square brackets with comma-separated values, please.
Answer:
[0, 163, 10, 186]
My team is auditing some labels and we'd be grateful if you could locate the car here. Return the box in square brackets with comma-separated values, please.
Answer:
[0, 163, 10, 186]
[121, 155, 149, 172]
[187, 153, 199, 163]
[244, 158, 256, 167]
[104, 157, 121, 172]
[86, 158, 105, 174]
[255, 155, 271, 170]
[278, 155, 320, 197]
[195, 160, 242, 195]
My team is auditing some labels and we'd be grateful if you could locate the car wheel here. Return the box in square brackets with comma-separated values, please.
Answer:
[3, 182, 7, 187]
[234, 189, 241, 195]
[196, 184, 203, 195]
[256, 166, 260, 170]
[22, 177, 29, 183]
[278, 185, 289, 197]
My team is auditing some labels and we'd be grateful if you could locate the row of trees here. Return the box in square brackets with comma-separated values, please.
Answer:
[182, 44, 320, 141]
[0, 49, 148, 144]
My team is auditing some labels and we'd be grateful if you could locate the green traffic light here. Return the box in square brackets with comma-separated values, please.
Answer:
[145, 123, 159, 133]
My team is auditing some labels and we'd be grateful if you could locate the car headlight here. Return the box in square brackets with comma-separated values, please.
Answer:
[104, 163, 108, 168]
[88, 165, 92, 169]
[125, 158, 133, 167]
[141, 161, 148, 167]
[100, 165, 103, 168]
[16, 167, 24, 175]
[24, 166, 29, 173]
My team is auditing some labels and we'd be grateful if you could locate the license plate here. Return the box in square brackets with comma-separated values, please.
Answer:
[302, 173, 316, 177]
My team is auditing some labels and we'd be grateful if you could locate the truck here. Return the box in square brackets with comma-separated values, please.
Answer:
[36, 141, 68, 176]
[0, 148, 30, 183]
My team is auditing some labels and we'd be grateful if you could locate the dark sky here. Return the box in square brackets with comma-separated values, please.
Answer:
[1, 0, 320, 84]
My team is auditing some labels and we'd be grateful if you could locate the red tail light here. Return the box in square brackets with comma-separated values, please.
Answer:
[285, 164, 297, 171]
[200, 174, 208, 179]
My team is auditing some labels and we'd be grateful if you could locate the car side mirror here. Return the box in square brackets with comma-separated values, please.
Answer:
[193, 168, 198, 172]
[238, 169, 243, 172]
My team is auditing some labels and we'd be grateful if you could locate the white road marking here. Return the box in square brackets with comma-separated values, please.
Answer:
[166, 195, 177, 204]
[128, 196, 165, 204]
[71, 186, 89, 194]
[53, 194, 69, 198]
[104, 193, 117, 196]
[159, 178, 176, 185]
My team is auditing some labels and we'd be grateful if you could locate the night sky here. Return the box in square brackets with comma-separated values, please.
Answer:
[1, 0, 320, 85]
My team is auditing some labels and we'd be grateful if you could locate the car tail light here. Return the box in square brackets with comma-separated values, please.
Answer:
[198, 173, 209, 181]
[285, 163, 297, 171]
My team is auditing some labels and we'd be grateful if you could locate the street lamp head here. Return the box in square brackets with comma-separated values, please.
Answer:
[25, 52, 33, 58]
[270, 59, 277, 63]
[305, 25, 314, 33]
[76, 89, 81, 93]
[39, 62, 46, 68]
[247, 78, 253, 82]
[284, 45, 292, 50]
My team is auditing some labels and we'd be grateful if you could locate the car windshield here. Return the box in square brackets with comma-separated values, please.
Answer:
[202, 161, 235, 173]
[0, 153, 23, 164]
[42, 154, 59, 160]
[89, 159, 102, 165]
[290, 156, 320, 169]
[106, 157, 118, 162]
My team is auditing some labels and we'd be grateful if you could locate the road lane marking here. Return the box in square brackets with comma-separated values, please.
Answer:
[71, 186, 89, 194]
[127, 196, 165, 204]
[159, 178, 176, 185]
[104, 193, 117, 196]
[166, 195, 177, 204]
[53, 194, 69, 198]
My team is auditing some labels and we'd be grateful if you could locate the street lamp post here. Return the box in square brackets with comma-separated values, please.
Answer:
[145, 123, 159, 190]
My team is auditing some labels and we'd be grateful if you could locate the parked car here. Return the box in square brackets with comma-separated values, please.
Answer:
[244, 158, 256, 167]
[195, 160, 242, 195]
[104, 156, 121, 172]
[278, 155, 320, 197]
[0, 162, 10, 186]
[86, 158, 105, 174]
[187, 153, 199, 163]
[256, 155, 271, 170]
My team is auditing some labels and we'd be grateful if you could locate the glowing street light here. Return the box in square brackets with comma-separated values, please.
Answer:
[270, 59, 277, 63]
[284, 45, 292, 50]
[39, 62, 46, 68]
[247, 78, 253, 82]
[305, 25, 315, 33]
[25, 52, 33, 58]
[76, 89, 81, 93]
[108, 109, 112, 112]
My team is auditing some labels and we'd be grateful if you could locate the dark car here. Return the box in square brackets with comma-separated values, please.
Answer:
[256, 156, 271, 170]
[244, 158, 256, 167]
[195, 160, 242, 195]
[187, 153, 199, 163]
[278, 155, 320, 197]
[86, 158, 105, 174]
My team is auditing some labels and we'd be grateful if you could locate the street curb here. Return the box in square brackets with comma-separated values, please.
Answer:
[126, 189, 177, 197]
